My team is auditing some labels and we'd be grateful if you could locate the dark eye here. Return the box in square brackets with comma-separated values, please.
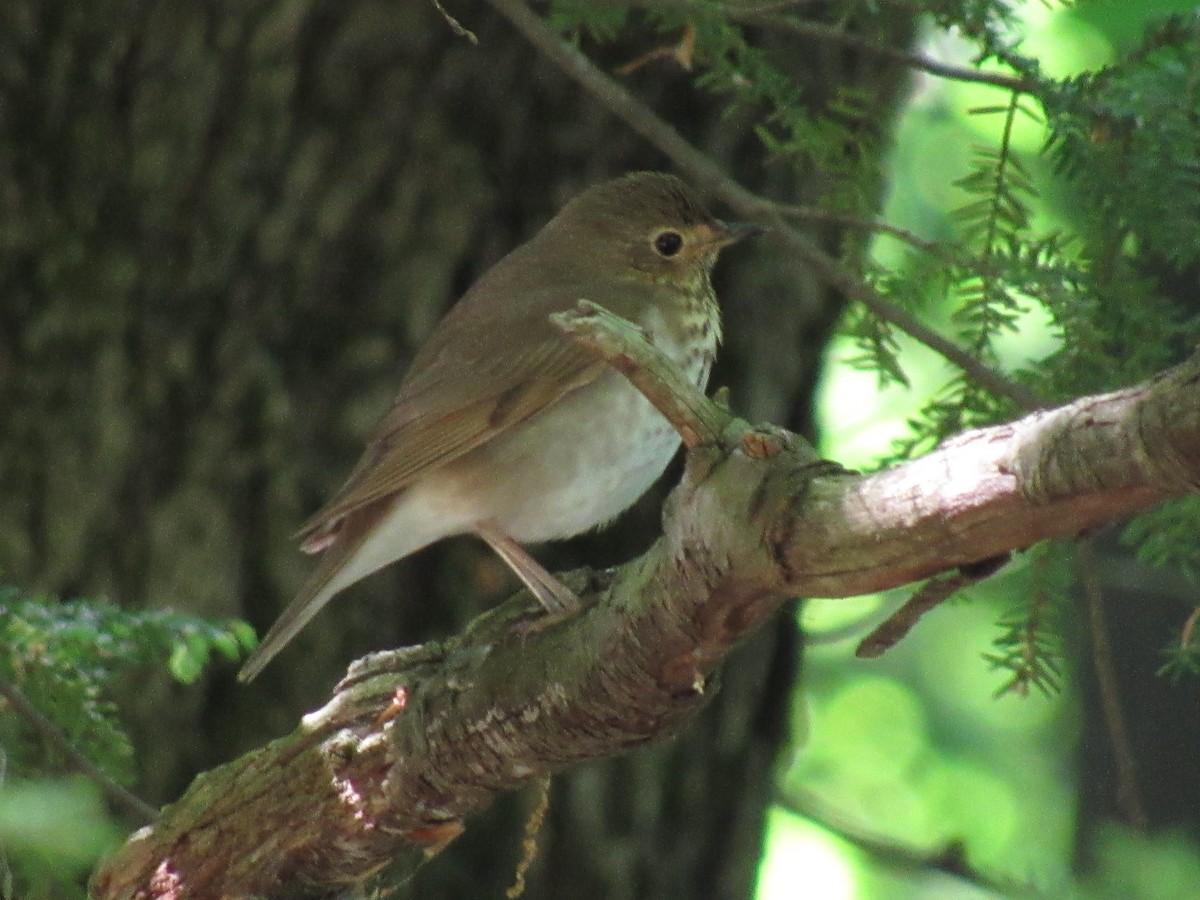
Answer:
[653, 230, 684, 257]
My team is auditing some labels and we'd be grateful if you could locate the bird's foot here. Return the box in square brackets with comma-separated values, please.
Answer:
[474, 520, 584, 615]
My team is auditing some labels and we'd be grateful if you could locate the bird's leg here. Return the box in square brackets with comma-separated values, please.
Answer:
[474, 520, 583, 614]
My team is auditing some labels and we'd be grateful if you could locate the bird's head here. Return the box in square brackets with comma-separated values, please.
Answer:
[538, 172, 761, 290]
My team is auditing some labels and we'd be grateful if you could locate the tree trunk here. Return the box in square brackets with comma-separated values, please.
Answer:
[0, 1, 912, 895]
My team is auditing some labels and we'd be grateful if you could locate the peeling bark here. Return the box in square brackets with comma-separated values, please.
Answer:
[91, 327, 1200, 899]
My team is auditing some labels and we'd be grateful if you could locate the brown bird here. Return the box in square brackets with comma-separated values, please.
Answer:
[238, 172, 757, 682]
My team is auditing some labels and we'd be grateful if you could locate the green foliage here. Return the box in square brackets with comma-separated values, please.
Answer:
[1047, 13, 1200, 269]
[845, 12, 1200, 401]
[1007, 11, 1200, 418]
[549, 1, 888, 212]
[983, 546, 1071, 697]
[545, 1, 628, 42]
[0, 778, 122, 900]
[0, 583, 251, 897]
[841, 299, 910, 389]
[0, 584, 255, 783]
[1121, 496, 1200, 583]
[534, 2, 1199, 895]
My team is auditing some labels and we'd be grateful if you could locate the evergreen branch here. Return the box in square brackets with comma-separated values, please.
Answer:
[985, 549, 1066, 698]
[570, 0, 1035, 92]
[0, 673, 158, 823]
[486, 0, 1044, 410]
[982, 95, 1020, 268]
[952, 94, 1033, 361]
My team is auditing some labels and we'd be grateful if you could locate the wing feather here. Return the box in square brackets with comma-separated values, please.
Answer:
[293, 283, 628, 544]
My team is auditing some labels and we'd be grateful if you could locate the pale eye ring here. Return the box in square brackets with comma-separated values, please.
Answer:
[653, 230, 684, 257]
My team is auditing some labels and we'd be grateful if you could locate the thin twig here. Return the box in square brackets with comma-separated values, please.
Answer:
[768, 200, 943, 255]
[431, 0, 479, 43]
[1075, 539, 1148, 829]
[738, 10, 1034, 92]
[722, 192, 1040, 292]
[1181, 605, 1200, 648]
[550, 300, 728, 447]
[0, 673, 158, 823]
[486, 0, 1045, 411]
[571, 0, 1035, 92]
[775, 789, 1031, 896]
[505, 776, 553, 898]
[856, 554, 1009, 658]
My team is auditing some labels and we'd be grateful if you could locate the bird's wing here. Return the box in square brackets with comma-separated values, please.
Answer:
[294, 284, 625, 546]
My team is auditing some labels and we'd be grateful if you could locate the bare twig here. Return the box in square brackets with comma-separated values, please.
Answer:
[856, 555, 1009, 658]
[505, 776, 553, 898]
[0, 673, 158, 823]
[484, 0, 1046, 411]
[768, 199, 945, 255]
[431, 0, 479, 43]
[766, 199, 1026, 283]
[550, 300, 727, 448]
[615, 23, 696, 74]
[1182, 604, 1200, 648]
[737, 10, 1034, 92]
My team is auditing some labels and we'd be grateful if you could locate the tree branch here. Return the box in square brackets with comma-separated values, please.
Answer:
[91, 317, 1200, 897]
[548, 300, 730, 449]
[0, 673, 158, 824]
[576, 0, 1036, 92]
[484, 0, 1046, 411]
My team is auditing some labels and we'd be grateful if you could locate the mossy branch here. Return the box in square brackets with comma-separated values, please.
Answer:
[92, 314, 1200, 898]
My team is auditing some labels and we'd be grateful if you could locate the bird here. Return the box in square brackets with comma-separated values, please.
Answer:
[237, 171, 758, 682]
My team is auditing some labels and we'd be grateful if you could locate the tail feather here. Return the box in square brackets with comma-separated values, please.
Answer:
[238, 486, 462, 683]
[238, 504, 390, 683]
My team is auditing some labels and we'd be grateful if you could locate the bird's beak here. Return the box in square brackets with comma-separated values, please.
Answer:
[712, 220, 766, 248]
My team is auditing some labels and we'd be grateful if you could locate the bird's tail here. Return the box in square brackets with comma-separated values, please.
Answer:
[237, 500, 396, 683]
[236, 541, 358, 683]
[237, 486, 465, 682]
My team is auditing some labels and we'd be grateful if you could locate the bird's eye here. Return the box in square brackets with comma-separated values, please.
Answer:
[653, 230, 684, 257]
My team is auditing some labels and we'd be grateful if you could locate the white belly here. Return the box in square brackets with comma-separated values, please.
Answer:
[468, 371, 689, 541]
[332, 301, 716, 593]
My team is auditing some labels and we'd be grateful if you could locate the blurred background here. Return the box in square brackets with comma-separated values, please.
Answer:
[1, 1, 1198, 897]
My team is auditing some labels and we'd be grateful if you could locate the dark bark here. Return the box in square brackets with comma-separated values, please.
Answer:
[1075, 251, 1200, 843]
[90, 328, 1200, 898]
[0, 1, 916, 896]
[1075, 544, 1200, 839]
